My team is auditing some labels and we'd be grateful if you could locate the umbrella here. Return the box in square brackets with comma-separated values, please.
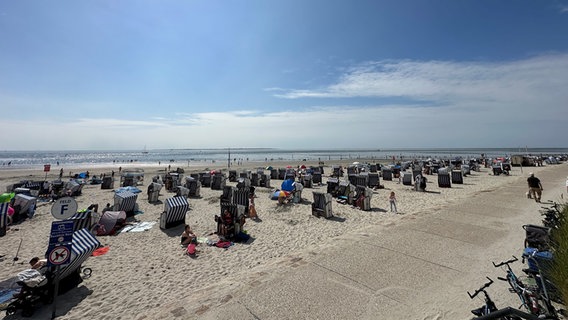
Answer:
[300, 165, 306, 169]
[281, 179, 295, 191]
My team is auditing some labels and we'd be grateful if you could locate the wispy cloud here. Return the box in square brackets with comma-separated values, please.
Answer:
[1, 54, 567, 150]
[274, 54, 568, 108]
[559, 5, 568, 13]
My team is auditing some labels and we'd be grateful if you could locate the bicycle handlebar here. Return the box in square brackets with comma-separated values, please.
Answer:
[468, 277, 494, 299]
[492, 256, 518, 268]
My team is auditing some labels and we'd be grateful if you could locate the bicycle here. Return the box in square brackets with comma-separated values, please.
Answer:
[468, 277, 499, 317]
[493, 256, 557, 319]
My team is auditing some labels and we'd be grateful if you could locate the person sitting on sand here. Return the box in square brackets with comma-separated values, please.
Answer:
[180, 224, 196, 246]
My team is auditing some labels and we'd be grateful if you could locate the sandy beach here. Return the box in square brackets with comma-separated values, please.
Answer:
[0, 160, 566, 320]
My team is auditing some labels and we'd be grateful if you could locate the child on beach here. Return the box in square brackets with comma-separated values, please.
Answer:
[388, 191, 397, 213]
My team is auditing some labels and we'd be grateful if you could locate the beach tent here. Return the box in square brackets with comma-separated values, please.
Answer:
[97, 211, 126, 236]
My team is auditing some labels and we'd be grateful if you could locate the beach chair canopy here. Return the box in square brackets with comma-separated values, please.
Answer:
[97, 211, 126, 236]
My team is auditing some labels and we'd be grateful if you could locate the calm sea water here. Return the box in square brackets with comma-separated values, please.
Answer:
[0, 148, 566, 170]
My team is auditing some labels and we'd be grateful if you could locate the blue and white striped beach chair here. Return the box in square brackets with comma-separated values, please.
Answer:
[114, 191, 138, 216]
[68, 211, 93, 232]
[160, 196, 189, 229]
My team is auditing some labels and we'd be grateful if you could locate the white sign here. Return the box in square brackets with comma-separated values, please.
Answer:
[50, 197, 78, 220]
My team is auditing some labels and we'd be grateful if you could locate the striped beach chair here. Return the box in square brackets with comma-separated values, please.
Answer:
[260, 174, 271, 188]
[382, 168, 393, 181]
[211, 174, 226, 190]
[113, 191, 138, 216]
[438, 172, 452, 188]
[451, 170, 464, 184]
[232, 189, 250, 214]
[270, 169, 278, 180]
[302, 174, 313, 188]
[0, 200, 8, 237]
[402, 172, 413, 186]
[160, 196, 190, 229]
[52, 228, 100, 293]
[312, 192, 333, 218]
[250, 173, 260, 187]
[368, 173, 380, 188]
[69, 211, 93, 232]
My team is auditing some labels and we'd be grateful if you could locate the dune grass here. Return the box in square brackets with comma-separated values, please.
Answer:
[550, 203, 568, 307]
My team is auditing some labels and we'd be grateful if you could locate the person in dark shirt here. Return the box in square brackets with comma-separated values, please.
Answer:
[527, 172, 543, 202]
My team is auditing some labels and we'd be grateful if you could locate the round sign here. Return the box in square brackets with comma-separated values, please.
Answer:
[51, 197, 78, 220]
[49, 246, 70, 265]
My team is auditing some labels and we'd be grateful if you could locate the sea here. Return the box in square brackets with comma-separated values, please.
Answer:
[0, 148, 566, 171]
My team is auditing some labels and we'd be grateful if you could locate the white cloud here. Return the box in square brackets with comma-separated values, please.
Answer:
[1, 54, 567, 150]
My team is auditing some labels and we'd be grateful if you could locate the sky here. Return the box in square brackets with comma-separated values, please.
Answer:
[1, 0, 568, 151]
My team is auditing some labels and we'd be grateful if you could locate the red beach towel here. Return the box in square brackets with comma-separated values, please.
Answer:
[92, 246, 110, 256]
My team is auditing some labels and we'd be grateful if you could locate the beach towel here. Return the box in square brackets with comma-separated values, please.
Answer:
[119, 221, 156, 233]
[92, 246, 110, 257]
[114, 186, 142, 194]
[216, 240, 233, 248]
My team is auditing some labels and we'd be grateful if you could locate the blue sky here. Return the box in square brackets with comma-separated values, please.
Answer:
[1, 0, 567, 150]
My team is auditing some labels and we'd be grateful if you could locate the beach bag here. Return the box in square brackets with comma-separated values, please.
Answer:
[186, 243, 196, 256]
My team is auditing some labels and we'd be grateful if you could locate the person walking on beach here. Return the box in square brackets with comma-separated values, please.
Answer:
[388, 191, 397, 213]
[527, 172, 543, 203]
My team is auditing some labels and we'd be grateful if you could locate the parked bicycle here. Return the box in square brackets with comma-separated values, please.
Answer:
[468, 277, 499, 317]
[493, 256, 557, 319]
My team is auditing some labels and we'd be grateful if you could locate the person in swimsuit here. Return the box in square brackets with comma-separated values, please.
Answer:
[180, 224, 196, 246]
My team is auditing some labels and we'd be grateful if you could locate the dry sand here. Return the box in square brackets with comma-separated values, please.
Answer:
[0, 160, 566, 320]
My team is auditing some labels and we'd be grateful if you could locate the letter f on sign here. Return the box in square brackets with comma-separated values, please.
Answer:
[60, 204, 68, 215]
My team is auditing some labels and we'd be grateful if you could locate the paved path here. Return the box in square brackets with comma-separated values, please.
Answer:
[186, 164, 568, 320]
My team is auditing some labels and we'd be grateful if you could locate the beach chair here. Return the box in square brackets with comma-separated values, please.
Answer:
[211, 173, 226, 190]
[359, 186, 373, 211]
[12, 194, 37, 222]
[65, 180, 82, 196]
[326, 178, 340, 197]
[312, 192, 333, 218]
[101, 176, 114, 189]
[370, 164, 378, 173]
[236, 177, 251, 190]
[438, 172, 451, 188]
[260, 173, 271, 188]
[292, 183, 303, 203]
[312, 172, 322, 184]
[228, 170, 237, 182]
[239, 171, 251, 180]
[285, 169, 296, 181]
[200, 172, 212, 188]
[250, 173, 260, 187]
[354, 175, 368, 188]
[348, 174, 357, 185]
[402, 172, 413, 186]
[220, 186, 235, 205]
[147, 182, 162, 203]
[0, 199, 8, 237]
[338, 181, 355, 204]
[461, 164, 471, 176]
[332, 166, 343, 178]
[368, 173, 380, 188]
[232, 189, 250, 214]
[451, 170, 463, 184]
[382, 168, 393, 181]
[492, 165, 503, 175]
[278, 168, 286, 180]
[270, 169, 278, 180]
[53, 228, 100, 294]
[216, 203, 245, 239]
[160, 196, 190, 229]
[113, 191, 138, 216]
[175, 186, 189, 198]
[523, 224, 551, 251]
[302, 174, 313, 188]
[184, 177, 201, 198]
[412, 169, 422, 180]
[68, 211, 93, 232]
